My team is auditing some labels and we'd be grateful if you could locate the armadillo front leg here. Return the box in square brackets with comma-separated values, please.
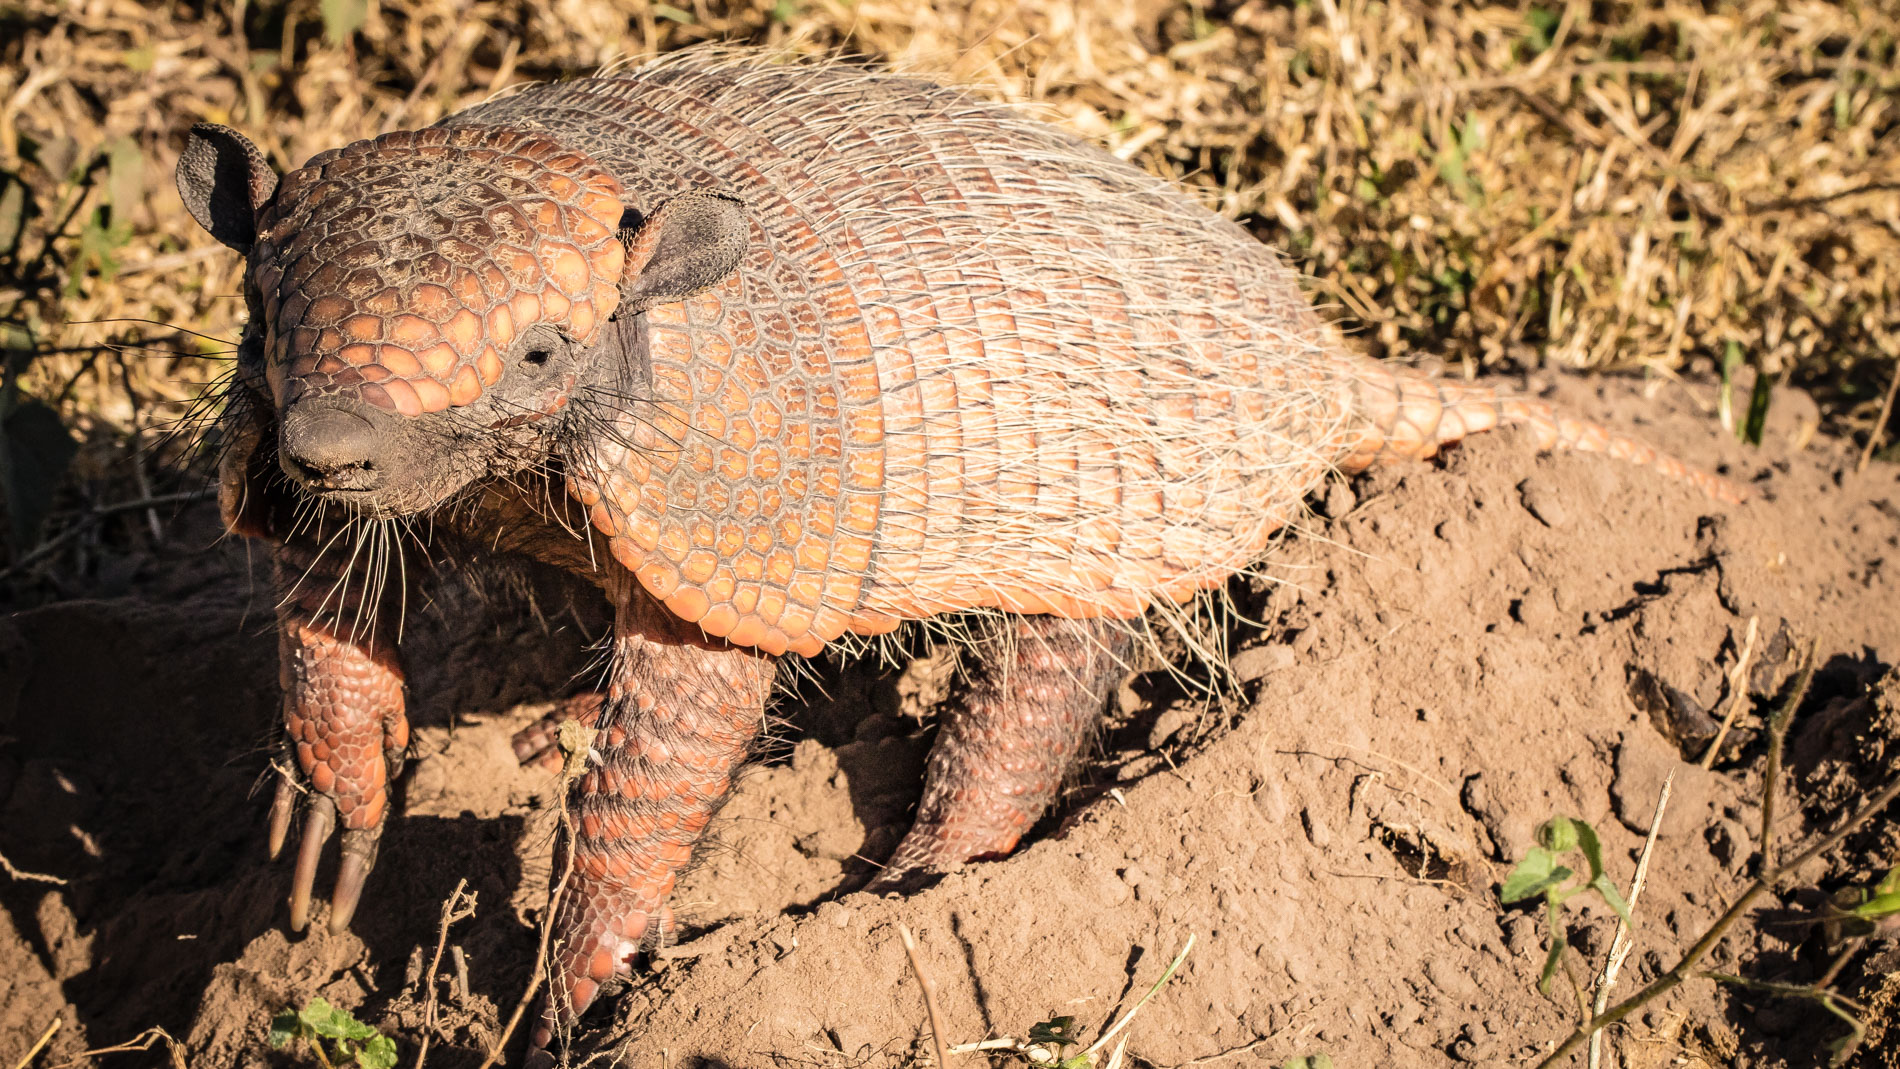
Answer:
[875, 615, 1131, 884]
[266, 536, 410, 934]
[533, 585, 776, 1052]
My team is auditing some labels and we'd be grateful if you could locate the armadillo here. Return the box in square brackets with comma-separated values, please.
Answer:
[172, 54, 1740, 1055]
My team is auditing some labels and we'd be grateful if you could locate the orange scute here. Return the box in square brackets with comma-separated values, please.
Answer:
[254, 126, 630, 414]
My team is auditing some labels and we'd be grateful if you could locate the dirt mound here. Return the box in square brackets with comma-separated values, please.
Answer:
[3, 373, 1899, 1069]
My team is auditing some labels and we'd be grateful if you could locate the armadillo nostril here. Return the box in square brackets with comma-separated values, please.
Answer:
[279, 404, 387, 492]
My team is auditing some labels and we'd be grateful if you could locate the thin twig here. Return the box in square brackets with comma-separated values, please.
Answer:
[415, 878, 476, 1069]
[1700, 616, 1760, 769]
[47, 1027, 185, 1069]
[0, 850, 66, 885]
[1701, 971, 1867, 1055]
[1815, 936, 1864, 992]
[1534, 768, 1900, 1067]
[1760, 639, 1818, 870]
[0, 489, 211, 581]
[1083, 934, 1196, 1059]
[479, 724, 590, 1069]
[452, 946, 470, 1005]
[1589, 772, 1673, 1069]
[481, 813, 575, 1069]
[1562, 954, 1593, 1026]
[898, 925, 952, 1068]
[9, 1017, 59, 1069]
[1858, 356, 1900, 473]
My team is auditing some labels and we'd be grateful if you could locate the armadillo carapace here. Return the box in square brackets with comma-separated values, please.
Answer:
[174, 55, 1739, 1053]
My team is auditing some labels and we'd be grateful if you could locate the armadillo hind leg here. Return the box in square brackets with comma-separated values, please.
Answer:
[1334, 359, 1745, 503]
[511, 692, 607, 774]
[533, 597, 777, 1053]
[871, 615, 1132, 888]
[266, 537, 410, 935]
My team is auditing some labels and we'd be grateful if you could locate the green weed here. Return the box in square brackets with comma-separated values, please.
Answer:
[1499, 815, 1631, 996]
[269, 998, 398, 1069]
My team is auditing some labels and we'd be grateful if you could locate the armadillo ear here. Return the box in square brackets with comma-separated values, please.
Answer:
[616, 191, 748, 315]
[176, 123, 278, 255]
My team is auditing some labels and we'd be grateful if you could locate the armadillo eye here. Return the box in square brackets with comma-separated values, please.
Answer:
[521, 349, 552, 367]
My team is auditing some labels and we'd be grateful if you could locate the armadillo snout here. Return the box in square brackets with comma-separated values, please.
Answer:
[279, 401, 389, 493]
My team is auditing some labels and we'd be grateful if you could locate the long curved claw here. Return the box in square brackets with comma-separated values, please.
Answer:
[329, 827, 381, 933]
[271, 720, 402, 933]
[288, 795, 337, 932]
[267, 772, 298, 859]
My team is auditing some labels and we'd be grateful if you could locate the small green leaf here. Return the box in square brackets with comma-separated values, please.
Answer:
[1525, 6, 1560, 53]
[69, 204, 134, 288]
[356, 1032, 398, 1069]
[654, 3, 693, 21]
[1591, 874, 1634, 927]
[1851, 891, 1900, 920]
[1873, 865, 1900, 898]
[1501, 848, 1572, 903]
[1540, 816, 1578, 854]
[1741, 369, 1772, 447]
[300, 998, 377, 1041]
[298, 998, 340, 1034]
[267, 1009, 302, 1049]
[1029, 1017, 1081, 1046]
[1572, 819, 1607, 881]
[1718, 341, 1744, 432]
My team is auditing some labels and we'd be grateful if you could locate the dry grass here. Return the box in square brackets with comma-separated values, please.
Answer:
[0, 0, 1895, 575]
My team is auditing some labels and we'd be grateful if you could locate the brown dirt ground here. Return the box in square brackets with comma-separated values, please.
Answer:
[3, 372, 1900, 1069]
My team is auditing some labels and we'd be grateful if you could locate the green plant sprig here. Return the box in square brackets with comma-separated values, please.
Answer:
[268, 998, 398, 1069]
[1500, 815, 1633, 996]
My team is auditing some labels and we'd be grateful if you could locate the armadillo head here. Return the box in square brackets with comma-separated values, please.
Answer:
[175, 122, 747, 527]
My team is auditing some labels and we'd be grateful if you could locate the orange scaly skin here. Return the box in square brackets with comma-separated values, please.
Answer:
[187, 57, 1745, 1059]
[535, 579, 777, 1050]
[874, 615, 1133, 883]
[1332, 363, 1745, 502]
[266, 538, 410, 932]
[250, 126, 626, 415]
[446, 65, 1745, 665]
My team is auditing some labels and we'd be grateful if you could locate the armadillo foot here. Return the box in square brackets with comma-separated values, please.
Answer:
[528, 882, 678, 1056]
[270, 614, 410, 934]
[274, 748, 400, 934]
[870, 615, 1131, 889]
[511, 692, 607, 772]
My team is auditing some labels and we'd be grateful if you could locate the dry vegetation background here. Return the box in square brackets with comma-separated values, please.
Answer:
[0, 0, 1895, 585]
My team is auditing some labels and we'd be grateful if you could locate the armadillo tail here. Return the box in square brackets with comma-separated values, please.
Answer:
[1332, 361, 1746, 504]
